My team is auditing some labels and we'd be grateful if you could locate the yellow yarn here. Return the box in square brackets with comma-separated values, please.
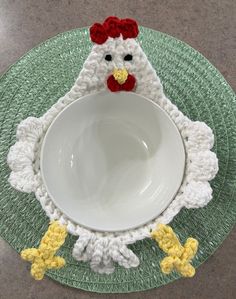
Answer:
[151, 224, 198, 277]
[21, 221, 68, 280]
[113, 68, 128, 84]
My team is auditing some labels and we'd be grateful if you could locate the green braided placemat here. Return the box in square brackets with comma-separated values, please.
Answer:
[0, 27, 235, 293]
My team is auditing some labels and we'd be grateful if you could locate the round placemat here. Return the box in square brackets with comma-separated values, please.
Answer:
[0, 27, 235, 293]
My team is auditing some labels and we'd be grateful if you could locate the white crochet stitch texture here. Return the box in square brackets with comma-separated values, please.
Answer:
[7, 36, 218, 274]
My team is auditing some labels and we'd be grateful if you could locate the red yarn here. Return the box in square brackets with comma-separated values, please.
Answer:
[120, 18, 139, 39]
[103, 16, 121, 38]
[107, 75, 121, 92]
[122, 74, 136, 90]
[89, 23, 108, 44]
[107, 74, 136, 92]
[90, 16, 139, 44]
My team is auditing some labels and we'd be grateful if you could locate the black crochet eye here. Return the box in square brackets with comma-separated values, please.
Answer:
[124, 54, 133, 61]
[105, 54, 112, 61]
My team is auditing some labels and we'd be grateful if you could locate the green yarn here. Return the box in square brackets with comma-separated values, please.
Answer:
[0, 27, 235, 293]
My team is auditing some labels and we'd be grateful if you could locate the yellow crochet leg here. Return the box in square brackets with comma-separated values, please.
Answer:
[151, 224, 198, 278]
[21, 221, 68, 280]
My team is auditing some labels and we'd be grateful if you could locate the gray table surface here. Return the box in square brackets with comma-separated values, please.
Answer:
[0, 1, 235, 298]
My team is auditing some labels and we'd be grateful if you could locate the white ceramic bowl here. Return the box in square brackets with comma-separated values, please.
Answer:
[41, 91, 185, 232]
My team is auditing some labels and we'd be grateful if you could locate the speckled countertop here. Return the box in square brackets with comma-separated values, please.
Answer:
[0, 1, 235, 298]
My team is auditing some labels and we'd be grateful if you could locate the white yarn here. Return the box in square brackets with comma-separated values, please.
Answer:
[72, 235, 139, 274]
[7, 36, 218, 274]
[182, 181, 213, 209]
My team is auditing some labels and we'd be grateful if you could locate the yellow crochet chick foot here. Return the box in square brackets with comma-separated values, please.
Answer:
[20, 221, 68, 280]
[151, 224, 198, 278]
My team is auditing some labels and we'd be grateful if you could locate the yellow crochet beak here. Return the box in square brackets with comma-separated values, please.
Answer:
[113, 68, 128, 85]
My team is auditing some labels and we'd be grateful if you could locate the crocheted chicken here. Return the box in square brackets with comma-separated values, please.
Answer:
[8, 16, 218, 278]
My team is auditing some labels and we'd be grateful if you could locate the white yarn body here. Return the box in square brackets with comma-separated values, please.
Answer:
[7, 37, 218, 274]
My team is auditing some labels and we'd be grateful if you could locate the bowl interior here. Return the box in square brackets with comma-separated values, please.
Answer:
[41, 91, 185, 232]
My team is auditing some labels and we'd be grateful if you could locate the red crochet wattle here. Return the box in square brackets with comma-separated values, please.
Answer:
[90, 16, 139, 44]
[107, 74, 136, 92]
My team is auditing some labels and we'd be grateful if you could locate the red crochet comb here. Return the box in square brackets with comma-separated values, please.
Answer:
[90, 16, 139, 45]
